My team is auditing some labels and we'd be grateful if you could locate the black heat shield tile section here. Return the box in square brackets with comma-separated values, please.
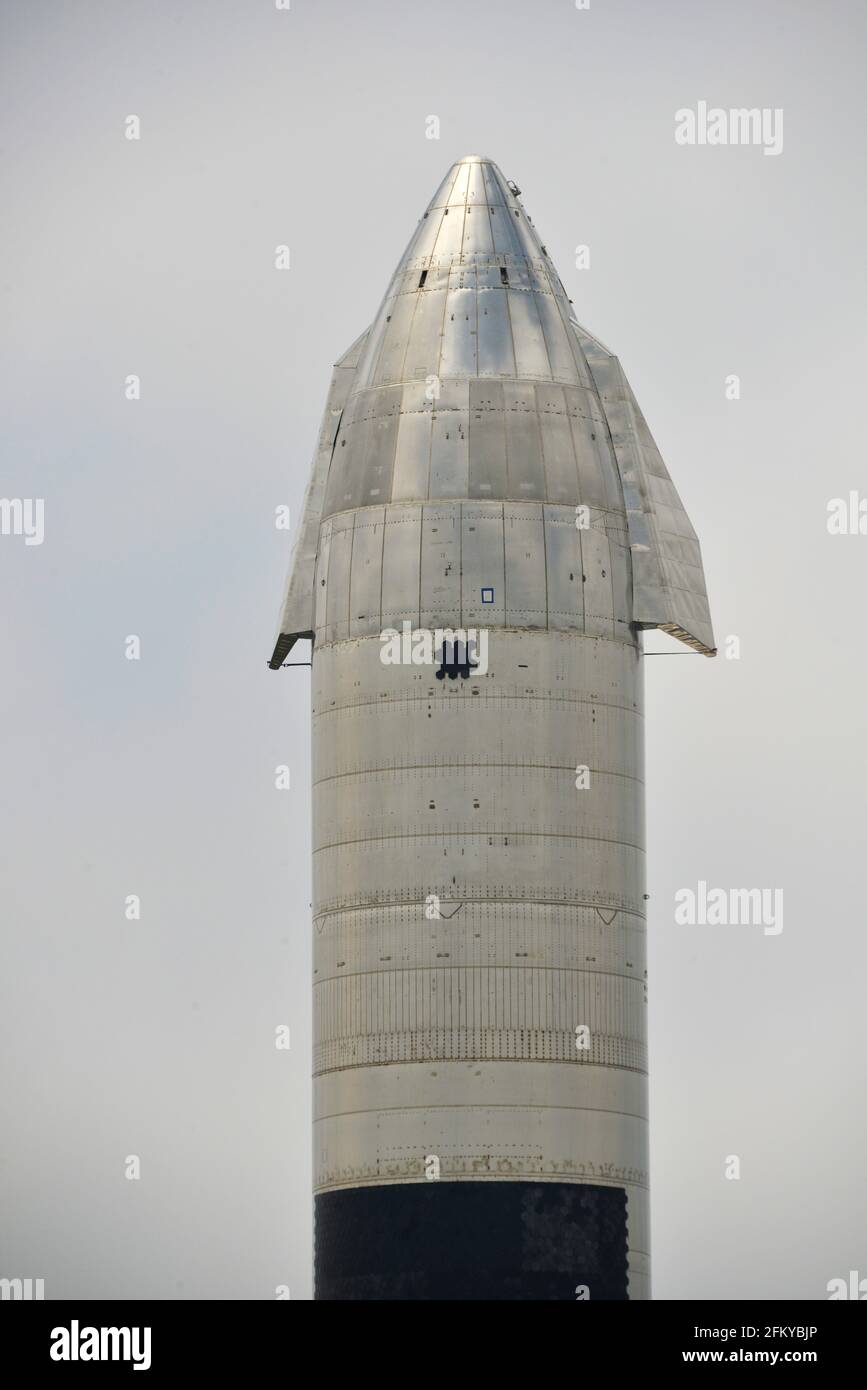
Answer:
[315, 1180, 629, 1301]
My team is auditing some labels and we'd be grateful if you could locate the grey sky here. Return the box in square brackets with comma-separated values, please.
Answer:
[1, 0, 865, 1299]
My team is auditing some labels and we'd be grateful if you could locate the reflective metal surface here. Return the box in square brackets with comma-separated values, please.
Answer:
[270, 157, 715, 1299]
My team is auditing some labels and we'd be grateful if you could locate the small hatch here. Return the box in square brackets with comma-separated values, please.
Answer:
[418, 270, 428, 289]
[500, 267, 509, 286]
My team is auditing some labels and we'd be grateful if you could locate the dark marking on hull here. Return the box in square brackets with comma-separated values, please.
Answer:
[315, 1180, 629, 1301]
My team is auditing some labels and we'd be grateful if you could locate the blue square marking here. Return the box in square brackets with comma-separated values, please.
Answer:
[481, 587, 494, 604]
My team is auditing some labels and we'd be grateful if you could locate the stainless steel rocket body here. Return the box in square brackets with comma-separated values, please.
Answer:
[271, 157, 714, 1300]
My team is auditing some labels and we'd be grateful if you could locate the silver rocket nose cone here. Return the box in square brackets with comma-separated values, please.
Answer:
[271, 152, 716, 667]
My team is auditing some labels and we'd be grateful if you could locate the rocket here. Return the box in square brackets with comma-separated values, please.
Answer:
[270, 156, 714, 1300]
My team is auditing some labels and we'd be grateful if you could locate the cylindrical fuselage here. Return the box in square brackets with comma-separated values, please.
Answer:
[311, 523, 648, 1300]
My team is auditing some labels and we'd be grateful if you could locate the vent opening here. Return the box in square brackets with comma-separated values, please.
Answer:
[418, 270, 428, 289]
[500, 267, 509, 286]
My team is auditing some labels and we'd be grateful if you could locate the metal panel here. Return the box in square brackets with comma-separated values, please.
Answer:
[429, 379, 469, 499]
[477, 286, 516, 377]
[348, 507, 385, 638]
[508, 260, 532, 292]
[465, 160, 488, 205]
[543, 506, 583, 630]
[321, 391, 364, 517]
[535, 290, 581, 383]
[608, 535, 634, 643]
[405, 211, 447, 265]
[461, 504, 505, 626]
[323, 513, 353, 643]
[512, 209, 545, 262]
[391, 266, 420, 298]
[468, 381, 507, 499]
[390, 386, 432, 501]
[359, 389, 400, 507]
[419, 503, 461, 627]
[503, 504, 547, 626]
[439, 275, 478, 378]
[402, 285, 447, 382]
[380, 504, 422, 628]
[461, 201, 494, 255]
[506, 287, 551, 377]
[447, 160, 471, 206]
[313, 517, 332, 636]
[271, 328, 369, 662]
[351, 307, 390, 392]
[475, 263, 504, 289]
[431, 204, 465, 259]
[337, 411, 373, 513]
[580, 524, 616, 640]
[503, 381, 545, 500]
[373, 291, 415, 386]
[490, 203, 521, 256]
[428, 165, 459, 210]
[566, 389, 610, 512]
[407, 206, 449, 264]
[481, 161, 507, 207]
[536, 383, 578, 505]
[577, 328, 715, 654]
